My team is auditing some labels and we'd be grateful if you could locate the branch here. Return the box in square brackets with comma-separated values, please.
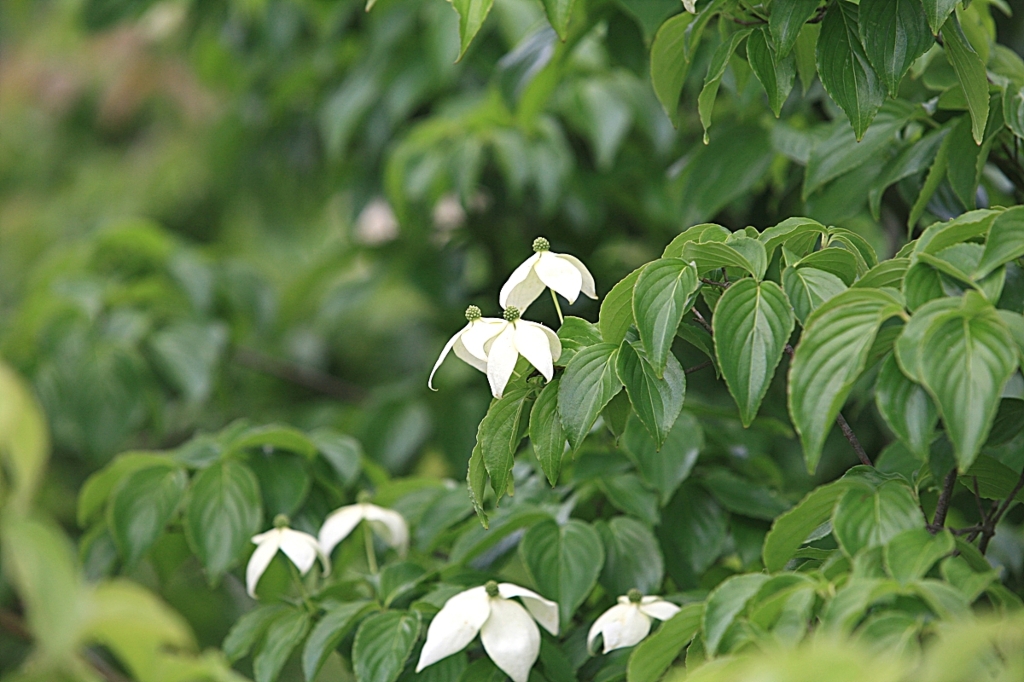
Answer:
[684, 360, 714, 375]
[928, 469, 957, 533]
[233, 347, 364, 402]
[979, 466, 1024, 554]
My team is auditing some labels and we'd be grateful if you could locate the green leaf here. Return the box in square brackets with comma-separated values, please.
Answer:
[868, 130, 949, 219]
[352, 611, 421, 682]
[600, 473, 660, 525]
[250, 452, 311, 517]
[853, 258, 910, 290]
[816, 1, 886, 140]
[713, 279, 795, 426]
[626, 603, 703, 682]
[941, 16, 989, 144]
[698, 29, 752, 142]
[108, 464, 187, 568]
[616, 331, 685, 447]
[184, 460, 263, 585]
[894, 297, 962, 381]
[1005, 82, 1024, 138]
[961, 455, 1024, 503]
[600, 266, 643, 345]
[302, 601, 374, 682]
[762, 478, 857, 572]
[0, 363, 49, 513]
[832, 480, 925, 557]
[908, 123, 955, 231]
[977, 206, 1024, 279]
[477, 387, 534, 499]
[788, 289, 904, 472]
[78, 452, 176, 527]
[633, 258, 699, 377]
[748, 27, 796, 117]
[229, 424, 318, 460]
[602, 389, 633, 441]
[663, 224, 731, 258]
[650, 12, 696, 126]
[467, 443, 488, 526]
[874, 353, 938, 459]
[883, 528, 954, 583]
[759, 217, 827, 261]
[683, 236, 769, 281]
[451, 0, 496, 60]
[559, 343, 621, 450]
[223, 604, 290, 662]
[147, 321, 227, 402]
[701, 469, 791, 521]
[598, 516, 664, 595]
[769, 0, 822, 58]
[702, 573, 770, 656]
[623, 412, 702, 506]
[794, 22, 821, 94]
[309, 429, 363, 486]
[254, 609, 312, 682]
[542, 0, 576, 40]
[858, 0, 933, 97]
[529, 378, 566, 486]
[557, 316, 603, 366]
[520, 519, 604, 628]
[783, 266, 847, 324]
[917, 292, 1019, 471]
[922, 0, 958, 34]
[658, 482, 728, 587]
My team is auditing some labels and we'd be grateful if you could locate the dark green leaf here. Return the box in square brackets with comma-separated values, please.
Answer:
[600, 266, 643, 345]
[530, 378, 566, 486]
[701, 469, 790, 521]
[816, 1, 886, 139]
[626, 603, 702, 682]
[254, 609, 312, 682]
[598, 516, 664, 595]
[748, 27, 796, 117]
[557, 316, 603, 366]
[769, 0, 822, 57]
[78, 453, 177, 527]
[309, 429, 363, 486]
[147, 321, 227, 402]
[108, 464, 187, 568]
[600, 474, 661, 525]
[352, 611, 421, 682]
[223, 604, 290, 662]
[832, 480, 925, 556]
[633, 258, 699, 377]
[658, 482, 728, 587]
[858, 0, 932, 97]
[250, 452, 311, 518]
[698, 29, 752, 141]
[941, 16, 989, 144]
[559, 343, 622, 450]
[477, 387, 534, 499]
[650, 12, 696, 126]
[961, 455, 1024, 503]
[762, 478, 856, 572]
[616, 332, 685, 447]
[623, 412, 702, 505]
[868, 130, 949, 219]
[874, 353, 938, 459]
[922, 0, 958, 34]
[520, 519, 604, 628]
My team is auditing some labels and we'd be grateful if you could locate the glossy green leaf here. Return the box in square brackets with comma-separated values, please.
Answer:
[451, 0, 496, 60]
[874, 353, 938, 459]
[682, 238, 768, 281]
[941, 16, 989, 144]
[703, 573, 770, 656]
[633, 258, 699, 377]
[352, 611, 421, 682]
[557, 316, 603, 366]
[108, 464, 187, 568]
[816, 1, 886, 139]
[748, 27, 796, 117]
[529, 378, 566, 486]
[477, 387, 534, 499]
[626, 603, 703, 682]
[883, 528, 954, 583]
[713, 279, 795, 426]
[617, 331, 685, 447]
[922, 0, 958, 34]
[302, 601, 374, 682]
[894, 297, 962, 381]
[559, 343, 621, 450]
[783, 266, 847, 324]
[650, 12, 696, 126]
[184, 460, 263, 584]
[658, 482, 728, 587]
[598, 516, 664, 595]
[788, 289, 904, 472]
[853, 259, 910, 290]
[698, 29, 752, 141]
[769, 0, 822, 57]
[832, 480, 925, 557]
[520, 519, 604, 628]
[623, 412, 702, 506]
[763, 478, 857, 572]
[858, 0, 932, 97]
[254, 608, 312, 682]
[542, 0, 576, 40]
[976, 206, 1024, 279]
[600, 266, 643, 345]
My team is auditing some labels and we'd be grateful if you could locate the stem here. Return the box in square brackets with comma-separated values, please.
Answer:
[684, 360, 714, 375]
[928, 469, 957, 533]
[364, 522, 379, 574]
[287, 561, 315, 611]
[979, 467, 1024, 554]
[835, 413, 871, 466]
[550, 289, 564, 324]
[701, 278, 729, 289]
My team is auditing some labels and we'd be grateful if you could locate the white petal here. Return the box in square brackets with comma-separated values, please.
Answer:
[639, 598, 681, 621]
[535, 252, 583, 304]
[480, 598, 541, 682]
[590, 603, 651, 653]
[279, 529, 322, 575]
[416, 587, 491, 671]
[485, 326, 519, 399]
[461, 319, 507, 360]
[500, 254, 545, 311]
[514, 322, 554, 381]
[498, 583, 559, 635]
[428, 324, 469, 390]
[453, 336, 488, 374]
[363, 504, 410, 556]
[318, 505, 366, 557]
[246, 531, 282, 598]
[558, 254, 597, 299]
[533, 320, 561, 364]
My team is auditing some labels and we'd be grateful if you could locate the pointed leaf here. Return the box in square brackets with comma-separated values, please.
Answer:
[941, 16, 989, 144]
[254, 609, 312, 682]
[816, 1, 886, 139]
[748, 27, 797, 117]
[542, 0, 576, 40]
[698, 29, 752, 141]
[783, 266, 847, 324]
[477, 387, 534, 499]
[976, 206, 1024, 279]
[633, 258, 700, 377]
[650, 12, 696, 126]
[600, 266, 643, 345]
[352, 611, 421, 682]
[874, 353, 938, 459]
[451, 0, 496, 60]
[769, 0, 822, 57]
[559, 343, 622, 450]
[702, 574, 770, 656]
[529, 378, 566, 486]
[597, 517, 664, 595]
[626, 604, 703, 682]
[858, 0, 933, 97]
[623, 412, 702, 505]
[303, 601, 375, 682]
[762, 478, 857, 572]
[108, 464, 187, 569]
[922, 0, 958, 34]
[520, 519, 604, 628]
[616, 332, 685, 447]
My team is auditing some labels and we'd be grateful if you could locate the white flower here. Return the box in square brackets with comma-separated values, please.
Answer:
[318, 501, 409, 557]
[482, 306, 561, 399]
[682, 0, 697, 13]
[587, 591, 681, 653]
[246, 516, 330, 598]
[499, 237, 597, 312]
[416, 581, 559, 682]
[428, 305, 507, 389]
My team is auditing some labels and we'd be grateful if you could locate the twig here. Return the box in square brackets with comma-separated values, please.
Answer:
[979, 467, 1024, 554]
[691, 309, 714, 334]
[700, 278, 729, 289]
[684, 360, 714, 375]
[234, 347, 364, 402]
[928, 469, 958, 533]
[835, 412, 871, 467]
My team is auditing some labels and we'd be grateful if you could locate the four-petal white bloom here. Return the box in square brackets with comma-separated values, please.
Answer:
[417, 581, 559, 682]
[499, 237, 597, 312]
[482, 306, 561, 399]
[428, 306, 507, 390]
[588, 590, 680, 653]
[318, 501, 409, 557]
[246, 516, 330, 598]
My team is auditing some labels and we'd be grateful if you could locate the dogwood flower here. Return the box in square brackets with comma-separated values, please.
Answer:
[483, 306, 561, 399]
[246, 515, 330, 598]
[318, 500, 409, 557]
[428, 305, 506, 389]
[416, 581, 559, 682]
[587, 590, 681, 653]
[499, 237, 597, 312]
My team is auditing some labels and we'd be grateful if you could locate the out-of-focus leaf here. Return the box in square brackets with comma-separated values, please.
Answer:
[352, 611, 421, 682]
[108, 464, 187, 568]
[598, 516, 664, 595]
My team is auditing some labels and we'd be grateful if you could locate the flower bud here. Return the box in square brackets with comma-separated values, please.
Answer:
[532, 237, 550, 253]
[503, 306, 521, 322]
[465, 305, 482, 321]
[627, 588, 643, 603]
[485, 580, 500, 597]
[273, 514, 290, 529]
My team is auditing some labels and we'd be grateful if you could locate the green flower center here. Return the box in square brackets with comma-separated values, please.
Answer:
[627, 589, 643, 603]
[273, 514, 290, 529]
[532, 237, 550, 253]
[485, 580, 500, 598]
[465, 305, 482, 322]
[356, 490, 372, 504]
[503, 306, 520, 322]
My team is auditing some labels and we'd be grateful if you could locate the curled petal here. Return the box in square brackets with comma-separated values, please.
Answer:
[498, 583, 559, 635]
[558, 254, 597, 299]
[588, 603, 651, 653]
[246, 531, 282, 598]
[514, 321, 555, 381]
[428, 324, 470, 390]
[318, 505, 365, 556]
[500, 254, 545, 311]
[363, 504, 410, 556]
[480, 598, 541, 682]
[639, 597, 681, 621]
[452, 336, 488, 374]
[460, 319, 507, 360]
[279, 528, 326, 576]
[535, 252, 583, 304]
[485, 326, 519, 399]
[417, 586, 491, 671]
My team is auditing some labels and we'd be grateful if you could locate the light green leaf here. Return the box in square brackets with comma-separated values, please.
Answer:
[0, 363, 49, 513]
[626, 603, 703, 682]
[600, 266, 644, 345]
[451, 0, 496, 60]
[783, 266, 847, 324]
[302, 601, 374, 682]
[633, 258, 699, 377]
[559, 343, 622, 450]
[976, 206, 1024, 278]
[682, 238, 768, 281]
[884, 528, 954, 583]
[769, 0, 822, 57]
[874, 353, 938, 459]
[108, 464, 188, 568]
[762, 478, 857, 572]
[663, 224, 731, 258]
[542, 0, 576, 40]
[477, 387, 534, 499]
[858, 0, 933, 97]
[617, 331, 685, 447]
[557, 316, 603, 366]
[894, 297, 962, 381]
[529, 378, 566, 486]
[713, 279, 795, 426]
[352, 611, 421, 682]
[597, 516, 664, 595]
[748, 27, 796, 117]
[941, 16, 989, 144]
[253, 609, 311, 682]
[520, 519, 604, 628]
[832, 480, 925, 556]
[698, 29, 752, 142]
[702, 574, 770, 656]
[650, 12, 696, 126]
[853, 258, 910, 290]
